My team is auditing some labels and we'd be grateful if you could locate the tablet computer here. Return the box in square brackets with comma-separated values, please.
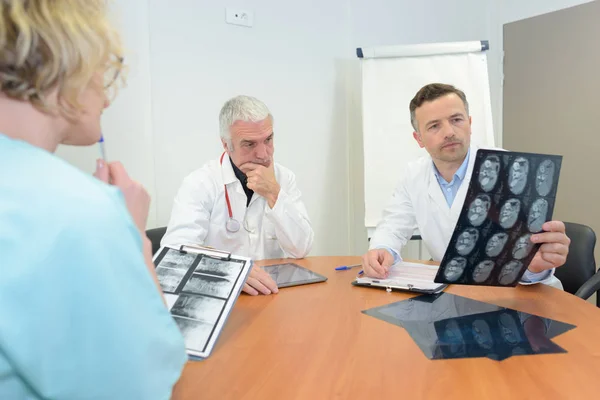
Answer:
[262, 263, 327, 288]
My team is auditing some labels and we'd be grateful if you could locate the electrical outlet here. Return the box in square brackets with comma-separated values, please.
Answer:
[226, 8, 254, 28]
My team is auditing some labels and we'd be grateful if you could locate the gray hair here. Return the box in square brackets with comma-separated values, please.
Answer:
[219, 95, 272, 147]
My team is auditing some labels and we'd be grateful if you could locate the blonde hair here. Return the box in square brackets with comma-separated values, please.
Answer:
[0, 0, 125, 120]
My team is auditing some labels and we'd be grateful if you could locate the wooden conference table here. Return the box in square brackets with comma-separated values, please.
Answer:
[172, 256, 600, 400]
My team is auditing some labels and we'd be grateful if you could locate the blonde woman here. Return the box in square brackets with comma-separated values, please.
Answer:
[0, 1, 186, 398]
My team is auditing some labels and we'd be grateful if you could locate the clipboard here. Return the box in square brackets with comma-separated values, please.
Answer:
[352, 261, 448, 294]
[152, 245, 252, 360]
[352, 280, 447, 294]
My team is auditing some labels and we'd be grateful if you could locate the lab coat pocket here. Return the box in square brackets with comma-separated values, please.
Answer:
[261, 219, 281, 258]
[208, 221, 241, 250]
[263, 219, 278, 241]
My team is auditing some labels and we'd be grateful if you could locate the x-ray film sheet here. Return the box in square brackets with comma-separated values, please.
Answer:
[434, 149, 562, 287]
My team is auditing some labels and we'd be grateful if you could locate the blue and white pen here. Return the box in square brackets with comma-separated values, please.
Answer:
[99, 134, 107, 162]
[335, 263, 362, 271]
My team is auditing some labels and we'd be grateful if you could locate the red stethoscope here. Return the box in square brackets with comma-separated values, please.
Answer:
[220, 152, 241, 232]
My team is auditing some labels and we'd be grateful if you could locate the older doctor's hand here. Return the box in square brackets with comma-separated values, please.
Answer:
[240, 162, 281, 208]
[527, 221, 570, 273]
[243, 266, 279, 296]
[361, 248, 395, 279]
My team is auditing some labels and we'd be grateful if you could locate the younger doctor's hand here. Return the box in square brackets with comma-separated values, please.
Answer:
[243, 266, 279, 296]
[94, 159, 151, 233]
[361, 248, 394, 279]
[241, 162, 280, 208]
[527, 221, 570, 273]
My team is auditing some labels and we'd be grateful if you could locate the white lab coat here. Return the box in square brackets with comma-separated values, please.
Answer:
[369, 144, 562, 289]
[161, 155, 314, 260]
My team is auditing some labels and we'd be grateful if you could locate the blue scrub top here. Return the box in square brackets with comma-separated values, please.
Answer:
[0, 134, 186, 399]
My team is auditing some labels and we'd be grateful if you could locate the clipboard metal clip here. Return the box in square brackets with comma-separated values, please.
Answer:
[178, 244, 232, 261]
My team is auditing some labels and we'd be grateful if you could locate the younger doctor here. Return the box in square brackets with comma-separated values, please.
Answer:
[362, 83, 570, 288]
[162, 95, 314, 296]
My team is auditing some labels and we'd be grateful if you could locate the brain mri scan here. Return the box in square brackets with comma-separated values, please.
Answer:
[472, 320, 494, 350]
[499, 313, 522, 345]
[442, 320, 466, 355]
[498, 261, 523, 285]
[485, 233, 509, 257]
[508, 157, 529, 195]
[479, 155, 501, 192]
[444, 257, 467, 282]
[455, 228, 479, 256]
[535, 160, 555, 196]
[472, 260, 495, 283]
[499, 199, 521, 229]
[468, 195, 491, 227]
[512, 234, 535, 260]
[528, 199, 549, 233]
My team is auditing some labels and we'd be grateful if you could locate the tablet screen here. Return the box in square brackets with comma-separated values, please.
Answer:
[262, 263, 327, 288]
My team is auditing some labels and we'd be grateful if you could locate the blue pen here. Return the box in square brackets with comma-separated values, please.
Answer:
[335, 263, 361, 271]
[99, 135, 107, 162]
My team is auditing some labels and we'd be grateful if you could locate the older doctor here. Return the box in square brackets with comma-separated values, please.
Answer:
[162, 95, 314, 295]
[362, 83, 570, 289]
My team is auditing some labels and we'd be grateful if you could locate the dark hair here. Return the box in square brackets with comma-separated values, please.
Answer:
[409, 83, 469, 131]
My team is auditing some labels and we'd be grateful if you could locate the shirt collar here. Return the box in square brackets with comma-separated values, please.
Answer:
[455, 147, 471, 181]
[229, 157, 248, 185]
[433, 147, 471, 184]
[228, 156, 254, 206]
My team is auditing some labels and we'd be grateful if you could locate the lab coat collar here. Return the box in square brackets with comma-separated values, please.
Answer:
[428, 168, 450, 212]
[220, 154, 238, 185]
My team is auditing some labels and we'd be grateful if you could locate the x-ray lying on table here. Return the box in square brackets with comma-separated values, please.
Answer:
[427, 309, 572, 361]
[434, 149, 562, 287]
[363, 293, 575, 361]
[152, 245, 252, 359]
